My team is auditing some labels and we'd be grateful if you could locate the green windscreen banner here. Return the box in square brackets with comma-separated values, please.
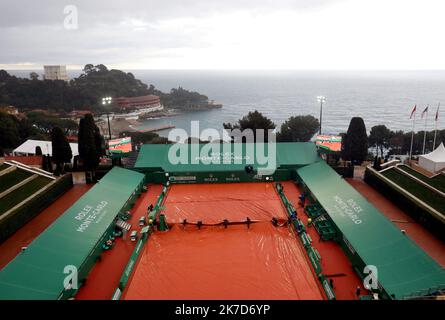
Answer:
[0, 167, 145, 300]
[297, 161, 445, 299]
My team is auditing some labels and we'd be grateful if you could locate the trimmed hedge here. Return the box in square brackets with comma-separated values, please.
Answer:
[0, 176, 51, 214]
[332, 165, 354, 178]
[398, 165, 445, 193]
[0, 173, 73, 244]
[0, 169, 33, 194]
[364, 168, 444, 241]
[381, 168, 445, 213]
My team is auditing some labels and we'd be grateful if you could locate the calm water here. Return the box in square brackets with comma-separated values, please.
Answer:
[8, 70, 445, 138]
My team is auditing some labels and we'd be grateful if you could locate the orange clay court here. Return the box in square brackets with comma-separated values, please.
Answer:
[122, 183, 324, 300]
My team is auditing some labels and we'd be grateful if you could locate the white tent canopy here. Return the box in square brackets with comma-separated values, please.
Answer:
[13, 139, 78, 158]
[418, 143, 445, 173]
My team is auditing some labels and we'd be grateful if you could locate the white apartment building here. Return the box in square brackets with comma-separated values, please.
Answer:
[43, 65, 69, 81]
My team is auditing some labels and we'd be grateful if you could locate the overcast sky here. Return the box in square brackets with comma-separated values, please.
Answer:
[1, 0, 445, 70]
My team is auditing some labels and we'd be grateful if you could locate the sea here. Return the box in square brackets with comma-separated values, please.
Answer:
[8, 70, 445, 139]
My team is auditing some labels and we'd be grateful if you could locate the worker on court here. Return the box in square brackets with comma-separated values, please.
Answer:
[356, 286, 361, 298]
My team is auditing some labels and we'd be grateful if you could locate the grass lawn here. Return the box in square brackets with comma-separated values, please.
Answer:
[0, 169, 33, 194]
[398, 165, 445, 193]
[0, 176, 51, 215]
[0, 164, 10, 172]
[382, 168, 445, 213]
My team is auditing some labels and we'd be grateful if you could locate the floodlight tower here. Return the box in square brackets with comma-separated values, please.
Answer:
[317, 96, 326, 135]
[102, 96, 112, 140]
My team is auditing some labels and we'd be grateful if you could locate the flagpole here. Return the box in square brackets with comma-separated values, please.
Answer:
[433, 102, 440, 149]
[409, 111, 416, 162]
[422, 105, 428, 154]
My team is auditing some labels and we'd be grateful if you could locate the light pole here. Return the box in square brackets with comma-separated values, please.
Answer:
[317, 96, 326, 135]
[102, 96, 112, 140]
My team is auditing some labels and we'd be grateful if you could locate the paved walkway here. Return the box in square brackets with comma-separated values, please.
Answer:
[347, 178, 445, 267]
[75, 184, 164, 300]
[0, 184, 92, 269]
[282, 181, 365, 300]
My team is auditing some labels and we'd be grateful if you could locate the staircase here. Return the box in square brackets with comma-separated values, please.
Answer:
[116, 219, 132, 231]
[124, 151, 139, 169]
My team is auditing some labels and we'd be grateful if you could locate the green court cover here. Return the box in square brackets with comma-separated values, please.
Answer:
[135, 142, 320, 172]
[0, 167, 145, 300]
[297, 161, 445, 299]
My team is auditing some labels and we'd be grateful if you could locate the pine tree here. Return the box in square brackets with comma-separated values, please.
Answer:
[223, 110, 276, 142]
[277, 115, 319, 142]
[35, 146, 43, 155]
[51, 126, 72, 175]
[342, 117, 368, 165]
[78, 114, 104, 178]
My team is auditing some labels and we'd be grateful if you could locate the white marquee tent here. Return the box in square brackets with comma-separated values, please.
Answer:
[418, 143, 445, 173]
[13, 139, 78, 158]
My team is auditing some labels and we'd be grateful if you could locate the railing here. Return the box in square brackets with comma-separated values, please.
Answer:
[112, 184, 170, 299]
[275, 182, 336, 300]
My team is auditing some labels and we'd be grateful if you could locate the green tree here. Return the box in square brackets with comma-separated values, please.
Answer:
[78, 114, 103, 177]
[17, 118, 38, 141]
[0, 66, 212, 113]
[120, 131, 170, 144]
[368, 125, 392, 158]
[388, 130, 404, 155]
[41, 154, 53, 173]
[29, 72, 39, 80]
[162, 86, 209, 109]
[223, 110, 276, 142]
[41, 155, 49, 172]
[342, 117, 368, 164]
[277, 115, 319, 142]
[82, 64, 95, 75]
[27, 112, 78, 135]
[51, 126, 72, 175]
[35, 146, 43, 155]
[0, 112, 20, 149]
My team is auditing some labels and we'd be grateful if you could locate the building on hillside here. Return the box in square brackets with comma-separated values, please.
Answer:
[43, 65, 69, 81]
[0, 106, 19, 115]
[67, 110, 93, 120]
[114, 95, 163, 115]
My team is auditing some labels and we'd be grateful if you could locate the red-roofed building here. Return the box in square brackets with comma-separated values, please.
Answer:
[115, 95, 163, 114]
[66, 135, 78, 142]
[0, 106, 19, 115]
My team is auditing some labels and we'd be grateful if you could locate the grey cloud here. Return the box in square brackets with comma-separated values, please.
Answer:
[0, 0, 341, 27]
[0, 0, 343, 67]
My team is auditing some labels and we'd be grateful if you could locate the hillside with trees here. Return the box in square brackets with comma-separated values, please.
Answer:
[0, 64, 214, 112]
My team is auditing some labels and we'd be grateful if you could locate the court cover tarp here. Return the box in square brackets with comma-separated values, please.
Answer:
[0, 167, 145, 300]
[134, 142, 319, 172]
[297, 161, 445, 299]
[123, 183, 323, 300]
[163, 183, 288, 224]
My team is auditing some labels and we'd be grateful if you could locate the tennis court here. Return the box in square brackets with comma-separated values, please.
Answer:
[123, 183, 323, 300]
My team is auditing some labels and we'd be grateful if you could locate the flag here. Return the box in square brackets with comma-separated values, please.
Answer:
[410, 105, 416, 119]
[421, 105, 429, 119]
[436, 104, 440, 121]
